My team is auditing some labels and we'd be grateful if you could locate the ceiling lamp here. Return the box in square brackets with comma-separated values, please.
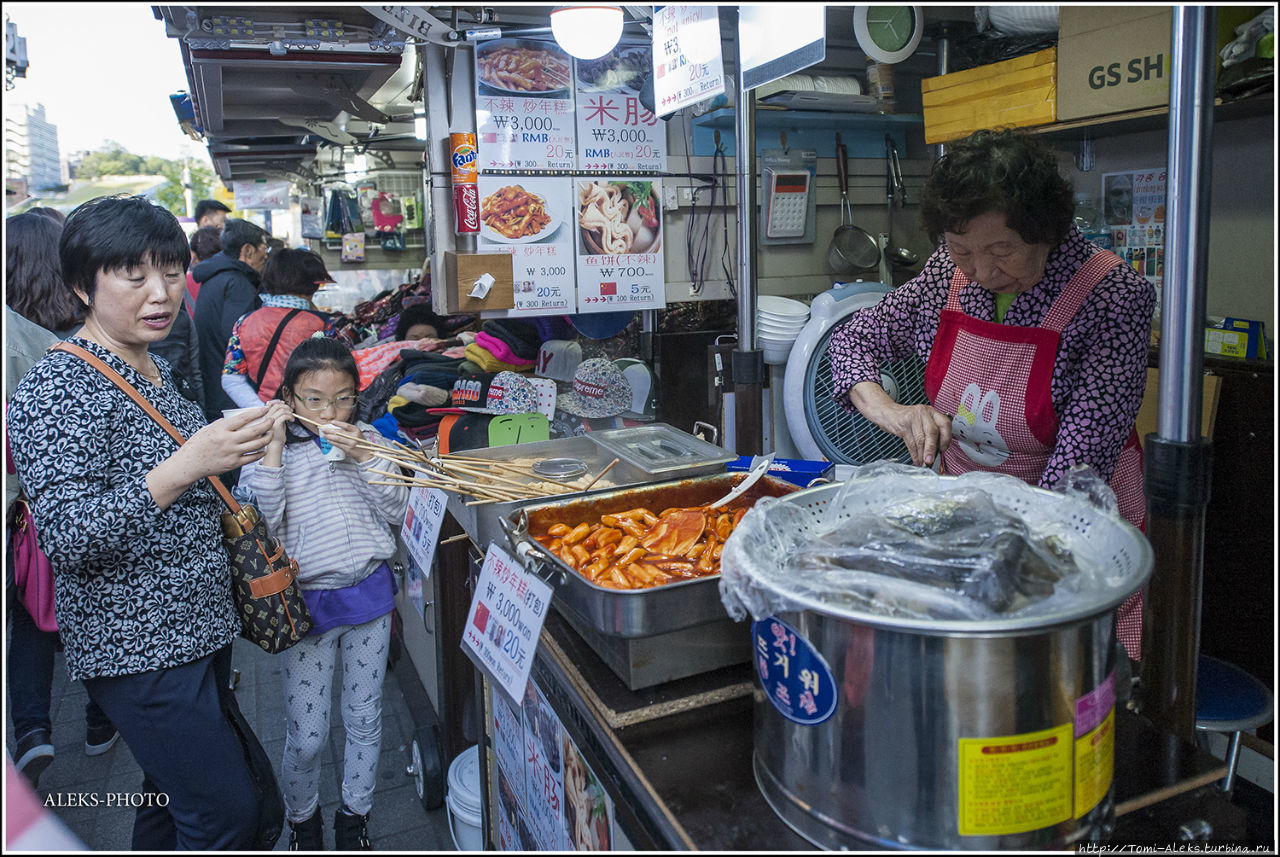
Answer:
[550, 5, 623, 60]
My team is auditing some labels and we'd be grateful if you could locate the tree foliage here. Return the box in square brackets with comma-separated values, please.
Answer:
[72, 143, 218, 218]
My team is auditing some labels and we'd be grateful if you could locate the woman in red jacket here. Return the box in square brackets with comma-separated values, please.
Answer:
[221, 249, 337, 408]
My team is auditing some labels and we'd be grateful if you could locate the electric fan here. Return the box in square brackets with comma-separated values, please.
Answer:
[782, 281, 928, 464]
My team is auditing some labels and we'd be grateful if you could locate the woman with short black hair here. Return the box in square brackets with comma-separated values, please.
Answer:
[8, 194, 293, 850]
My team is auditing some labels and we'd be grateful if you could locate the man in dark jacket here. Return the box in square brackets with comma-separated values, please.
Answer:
[192, 218, 268, 420]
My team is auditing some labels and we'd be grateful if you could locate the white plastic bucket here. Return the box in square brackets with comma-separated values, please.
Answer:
[446, 745, 483, 851]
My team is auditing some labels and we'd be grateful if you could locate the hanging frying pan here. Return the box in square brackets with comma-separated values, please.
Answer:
[827, 135, 882, 276]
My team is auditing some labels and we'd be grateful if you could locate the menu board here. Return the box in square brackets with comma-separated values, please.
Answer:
[476, 38, 577, 171]
[477, 175, 576, 314]
[492, 677, 614, 851]
[574, 43, 666, 172]
[574, 178, 666, 312]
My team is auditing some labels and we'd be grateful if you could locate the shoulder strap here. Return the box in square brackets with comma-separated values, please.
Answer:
[254, 308, 304, 389]
[50, 342, 241, 513]
[1041, 250, 1125, 332]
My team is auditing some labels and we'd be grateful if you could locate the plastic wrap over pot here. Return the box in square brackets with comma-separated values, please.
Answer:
[719, 462, 1151, 633]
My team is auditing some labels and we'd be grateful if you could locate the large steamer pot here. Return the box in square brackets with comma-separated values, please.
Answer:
[720, 473, 1153, 851]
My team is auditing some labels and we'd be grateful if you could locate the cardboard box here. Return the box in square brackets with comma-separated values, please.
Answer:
[1057, 6, 1172, 121]
[920, 48, 1057, 145]
[1205, 318, 1268, 360]
[443, 251, 514, 313]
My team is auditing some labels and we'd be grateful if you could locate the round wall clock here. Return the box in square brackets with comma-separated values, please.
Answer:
[853, 6, 924, 64]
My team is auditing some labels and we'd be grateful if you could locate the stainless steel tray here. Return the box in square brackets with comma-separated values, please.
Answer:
[442, 436, 658, 551]
[501, 472, 796, 638]
[588, 423, 737, 476]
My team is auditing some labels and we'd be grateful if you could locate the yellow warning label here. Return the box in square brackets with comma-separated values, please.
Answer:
[957, 723, 1073, 837]
[1074, 708, 1115, 818]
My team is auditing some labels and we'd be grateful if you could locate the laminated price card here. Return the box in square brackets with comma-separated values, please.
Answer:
[652, 5, 727, 116]
[476, 175, 576, 313]
[462, 543, 554, 704]
[475, 38, 577, 170]
[574, 177, 666, 312]
[574, 42, 666, 172]
[401, 486, 448, 577]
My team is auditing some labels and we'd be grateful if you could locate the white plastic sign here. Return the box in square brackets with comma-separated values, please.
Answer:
[401, 486, 448, 576]
[652, 5, 727, 116]
[462, 543, 553, 704]
[476, 175, 576, 313]
[574, 177, 666, 313]
[475, 37, 577, 171]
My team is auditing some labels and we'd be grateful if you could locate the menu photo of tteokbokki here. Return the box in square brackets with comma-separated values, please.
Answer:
[480, 184, 560, 244]
[476, 39, 572, 96]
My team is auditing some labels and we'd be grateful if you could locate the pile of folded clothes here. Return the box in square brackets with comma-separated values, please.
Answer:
[462, 319, 542, 373]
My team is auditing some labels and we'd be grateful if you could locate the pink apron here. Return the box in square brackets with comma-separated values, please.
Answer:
[923, 251, 1145, 660]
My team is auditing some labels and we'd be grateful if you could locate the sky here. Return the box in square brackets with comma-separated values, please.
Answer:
[6, 2, 202, 162]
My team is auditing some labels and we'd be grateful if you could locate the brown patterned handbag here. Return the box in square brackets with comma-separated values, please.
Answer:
[53, 343, 313, 653]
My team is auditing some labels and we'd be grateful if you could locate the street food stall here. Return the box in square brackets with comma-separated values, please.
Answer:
[156, 4, 1273, 850]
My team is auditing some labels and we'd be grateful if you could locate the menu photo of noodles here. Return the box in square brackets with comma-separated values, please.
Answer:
[576, 180, 661, 256]
[479, 181, 562, 245]
[574, 178, 666, 312]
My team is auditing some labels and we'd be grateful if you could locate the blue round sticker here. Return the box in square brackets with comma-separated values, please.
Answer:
[751, 616, 838, 726]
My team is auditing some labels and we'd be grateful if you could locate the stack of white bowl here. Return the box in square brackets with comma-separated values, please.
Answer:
[756, 296, 810, 364]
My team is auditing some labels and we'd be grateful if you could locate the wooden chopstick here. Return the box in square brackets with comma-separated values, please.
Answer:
[581, 458, 620, 491]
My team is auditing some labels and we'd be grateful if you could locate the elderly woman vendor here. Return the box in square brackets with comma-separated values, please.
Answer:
[826, 129, 1155, 659]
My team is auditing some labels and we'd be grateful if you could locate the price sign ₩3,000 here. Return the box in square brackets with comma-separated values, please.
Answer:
[462, 543, 555, 704]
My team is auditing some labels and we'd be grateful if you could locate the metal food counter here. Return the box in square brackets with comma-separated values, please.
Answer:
[477, 610, 1240, 851]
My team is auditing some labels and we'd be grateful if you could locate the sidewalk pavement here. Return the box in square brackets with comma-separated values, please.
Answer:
[5, 636, 456, 851]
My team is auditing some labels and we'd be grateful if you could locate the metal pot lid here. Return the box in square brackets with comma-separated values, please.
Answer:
[532, 457, 588, 479]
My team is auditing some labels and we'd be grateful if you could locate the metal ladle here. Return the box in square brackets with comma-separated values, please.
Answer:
[885, 135, 919, 270]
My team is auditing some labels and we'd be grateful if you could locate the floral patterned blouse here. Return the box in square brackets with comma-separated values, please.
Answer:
[7, 338, 240, 681]
[826, 227, 1156, 488]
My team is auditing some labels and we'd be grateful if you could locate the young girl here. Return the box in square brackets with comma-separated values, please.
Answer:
[242, 337, 409, 851]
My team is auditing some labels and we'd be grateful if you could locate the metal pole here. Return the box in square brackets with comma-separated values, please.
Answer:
[1139, 6, 1217, 741]
[732, 8, 764, 455]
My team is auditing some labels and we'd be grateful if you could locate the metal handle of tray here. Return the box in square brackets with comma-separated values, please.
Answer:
[497, 511, 567, 587]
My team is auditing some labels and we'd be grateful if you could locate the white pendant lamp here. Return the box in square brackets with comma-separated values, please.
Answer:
[550, 5, 624, 60]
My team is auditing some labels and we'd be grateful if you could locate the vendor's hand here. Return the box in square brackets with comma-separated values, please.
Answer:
[320, 419, 373, 463]
[848, 381, 953, 469]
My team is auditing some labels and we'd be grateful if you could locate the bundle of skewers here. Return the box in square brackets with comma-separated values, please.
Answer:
[293, 414, 618, 505]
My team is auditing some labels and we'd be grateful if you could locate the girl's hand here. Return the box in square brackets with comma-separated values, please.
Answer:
[320, 419, 373, 463]
[262, 401, 294, 466]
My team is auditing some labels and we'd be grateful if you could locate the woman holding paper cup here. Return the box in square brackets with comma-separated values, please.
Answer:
[6, 195, 292, 849]
[238, 336, 409, 851]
